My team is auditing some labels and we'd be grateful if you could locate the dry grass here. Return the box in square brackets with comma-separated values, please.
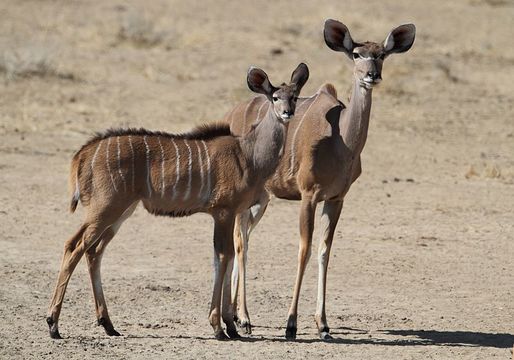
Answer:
[118, 13, 165, 47]
[0, 44, 75, 81]
[0, 45, 56, 80]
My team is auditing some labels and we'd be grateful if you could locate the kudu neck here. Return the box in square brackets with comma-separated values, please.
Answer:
[340, 77, 373, 155]
[241, 105, 287, 180]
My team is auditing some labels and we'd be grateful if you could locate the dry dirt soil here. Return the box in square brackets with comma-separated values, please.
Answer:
[0, 0, 513, 359]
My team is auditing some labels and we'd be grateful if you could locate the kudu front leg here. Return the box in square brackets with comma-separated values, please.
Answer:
[315, 199, 343, 340]
[231, 192, 270, 334]
[286, 195, 317, 340]
[231, 211, 251, 333]
[209, 213, 239, 340]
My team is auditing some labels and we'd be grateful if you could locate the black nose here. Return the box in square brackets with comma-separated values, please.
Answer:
[367, 71, 381, 81]
[283, 110, 293, 116]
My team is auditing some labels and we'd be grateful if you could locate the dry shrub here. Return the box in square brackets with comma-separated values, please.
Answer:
[0, 44, 75, 81]
[118, 13, 164, 47]
[0, 45, 56, 80]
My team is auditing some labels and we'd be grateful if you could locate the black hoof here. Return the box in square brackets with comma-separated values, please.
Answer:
[47, 317, 62, 340]
[238, 320, 252, 335]
[49, 328, 62, 339]
[227, 328, 241, 339]
[214, 330, 229, 340]
[98, 317, 121, 336]
[319, 331, 333, 341]
[285, 326, 297, 340]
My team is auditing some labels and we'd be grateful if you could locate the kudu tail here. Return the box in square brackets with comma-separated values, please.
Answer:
[69, 154, 81, 213]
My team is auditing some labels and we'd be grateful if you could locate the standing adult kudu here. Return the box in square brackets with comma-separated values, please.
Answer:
[227, 20, 416, 340]
[46, 63, 309, 340]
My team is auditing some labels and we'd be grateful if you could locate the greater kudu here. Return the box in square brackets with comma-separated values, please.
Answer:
[46, 63, 309, 340]
[227, 20, 416, 339]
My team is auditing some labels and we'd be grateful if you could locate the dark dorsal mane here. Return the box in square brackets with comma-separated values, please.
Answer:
[75, 122, 232, 157]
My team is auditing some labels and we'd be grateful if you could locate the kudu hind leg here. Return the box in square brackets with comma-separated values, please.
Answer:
[46, 224, 87, 339]
[315, 199, 343, 340]
[85, 201, 138, 336]
[47, 220, 112, 339]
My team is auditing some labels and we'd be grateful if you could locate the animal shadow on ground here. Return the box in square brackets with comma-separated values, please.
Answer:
[126, 326, 513, 348]
[380, 329, 514, 349]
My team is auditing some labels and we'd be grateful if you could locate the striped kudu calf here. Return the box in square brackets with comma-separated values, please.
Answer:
[46, 63, 309, 340]
[227, 20, 416, 339]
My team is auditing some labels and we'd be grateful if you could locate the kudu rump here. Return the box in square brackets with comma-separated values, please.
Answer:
[227, 20, 416, 339]
[46, 63, 309, 340]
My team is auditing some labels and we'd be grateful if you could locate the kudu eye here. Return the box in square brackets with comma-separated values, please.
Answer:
[293, 96, 298, 102]
[273, 96, 278, 102]
[352, 53, 359, 60]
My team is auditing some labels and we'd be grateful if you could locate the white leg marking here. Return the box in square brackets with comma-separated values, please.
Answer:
[128, 135, 135, 192]
[158, 137, 166, 198]
[195, 141, 204, 200]
[116, 137, 127, 192]
[316, 208, 331, 317]
[317, 243, 329, 316]
[231, 252, 239, 307]
[171, 138, 180, 200]
[201, 140, 211, 204]
[213, 248, 220, 283]
[106, 138, 118, 192]
[183, 139, 192, 201]
[143, 136, 152, 197]
[289, 95, 318, 175]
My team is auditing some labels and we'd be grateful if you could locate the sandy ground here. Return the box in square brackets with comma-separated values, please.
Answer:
[0, 0, 513, 359]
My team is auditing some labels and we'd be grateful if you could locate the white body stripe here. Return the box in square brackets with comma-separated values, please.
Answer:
[289, 95, 318, 174]
[128, 135, 135, 191]
[106, 138, 118, 192]
[171, 138, 180, 200]
[228, 108, 236, 129]
[183, 140, 193, 201]
[143, 136, 152, 197]
[91, 141, 102, 171]
[158, 137, 166, 197]
[116, 137, 127, 192]
[201, 140, 211, 204]
[255, 101, 268, 122]
[242, 100, 252, 130]
[195, 141, 204, 200]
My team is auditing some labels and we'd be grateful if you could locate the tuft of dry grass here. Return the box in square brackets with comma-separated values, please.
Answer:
[0, 45, 56, 80]
[118, 13, 164, 48]
[0, 44, 75, 81]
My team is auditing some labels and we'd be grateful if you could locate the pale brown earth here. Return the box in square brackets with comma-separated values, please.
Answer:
[0, 0, 513, 359]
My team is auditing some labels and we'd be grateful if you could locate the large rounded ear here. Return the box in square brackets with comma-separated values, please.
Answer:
[383, 24, 416, 55]
[323, 19, 355, 58]
[290, 63, 309, 94]
[247, 67, 276, 97]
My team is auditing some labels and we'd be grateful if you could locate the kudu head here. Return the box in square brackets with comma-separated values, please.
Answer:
[247, 63, 310, 123]
[324, 19, 416, 90]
